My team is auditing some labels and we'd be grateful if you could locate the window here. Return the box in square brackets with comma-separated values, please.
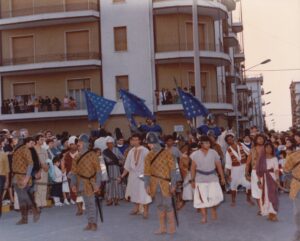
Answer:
[67, 79, 90, 109]
[185, 22, 210, 51]
[12, 0, 33, 17]
[65, 0, 88, 11]
[12, 36, 34, 64]
[114, 27, 127, 51]
[13, 82, 35, 108]
[112, 0, 125, 3]
[66, 30, 89, 60]
[116, 75, 129, 99]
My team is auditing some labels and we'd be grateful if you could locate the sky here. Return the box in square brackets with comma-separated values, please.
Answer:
[240, 0, 300, 131]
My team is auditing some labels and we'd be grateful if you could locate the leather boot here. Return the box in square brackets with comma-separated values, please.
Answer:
[83, 223, 92, 231]
[76, 202, 83, 216]
[16, 205, 28, 225]
[91, 223, 97, 231]
[154, 211, 167, 235]
[32, 205, 40, 223]
[231, 190, 237, 207]
[167, 211, 176, 234]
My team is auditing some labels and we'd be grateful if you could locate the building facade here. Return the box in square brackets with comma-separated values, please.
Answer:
[0, 0, 247, 136]
[290, 81, 300, 129]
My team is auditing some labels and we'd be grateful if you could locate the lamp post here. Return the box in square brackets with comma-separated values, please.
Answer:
[246, 59, 271, 132]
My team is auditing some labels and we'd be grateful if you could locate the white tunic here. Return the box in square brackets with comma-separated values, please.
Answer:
[225, 145, 250, 190]
[124, 146, 152, 204]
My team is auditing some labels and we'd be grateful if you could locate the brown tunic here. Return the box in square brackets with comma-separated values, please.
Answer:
[12, 145, 33, 188]
[284, 150, 300, 200]
[144, 149, 175, 198]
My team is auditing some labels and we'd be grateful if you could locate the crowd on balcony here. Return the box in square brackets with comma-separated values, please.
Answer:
[155, 86, 195, 105]
[1, 96, 77, 114]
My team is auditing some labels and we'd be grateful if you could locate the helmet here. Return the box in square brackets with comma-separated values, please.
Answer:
[146, 132, 160, 144]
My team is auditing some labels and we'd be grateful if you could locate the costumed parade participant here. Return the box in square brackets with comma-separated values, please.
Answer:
[118, 134, 152, 218]
[144, 132, 177, 235]
[69, 134, 102, 231]
[103, 136, 125, 206]
[12, 137, 40, 225]
[190, 136, 225, 224]
[225, 133, 254, 207]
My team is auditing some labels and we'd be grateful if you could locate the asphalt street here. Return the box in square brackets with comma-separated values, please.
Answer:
[0, 193, 296, 241]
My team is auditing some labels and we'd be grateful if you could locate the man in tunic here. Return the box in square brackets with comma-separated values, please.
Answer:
[65, 136, 82, 214]
[12, 137, 40, 225]
[225, 133, 254, 207]
[103, 136, 124, 206]
[144, 132, 176, 235]
[190, 136, 225, 224]
[165, 135, 183, 209]
[118, 134, 152, 218]
[245, 134, 266, 215]
[284, 149, 300, 241]
[70, 135, 102, 231]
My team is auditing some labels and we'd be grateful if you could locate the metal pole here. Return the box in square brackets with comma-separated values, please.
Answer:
[192, 0, 202, 127]
[257, 81, 263, 131]
[234, 65, 239, 137]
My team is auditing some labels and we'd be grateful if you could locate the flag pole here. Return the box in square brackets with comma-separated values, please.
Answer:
[173, 77, 197, 134]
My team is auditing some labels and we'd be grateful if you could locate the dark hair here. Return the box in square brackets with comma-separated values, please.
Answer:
[34, 134, 44, 142]
[46, 139, 54, 145]
[164, 135, 174, 142]
[264, 142, 275, 156]
[52, 156, 61, 164]
[254, 134, 266, 146]
[131, 133, 142, 140]
[199, 135, 211, 145]
[294, 132, 300, 138]
[279, 150, 287, 158]
[24, 137, 34, 144]
[225, 134, 234, 143]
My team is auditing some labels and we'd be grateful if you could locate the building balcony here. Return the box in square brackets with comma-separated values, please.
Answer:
[0, 52, 101, 75]
[220, 0, 236, 11]
[0, 102, 88, 122]
[153, 0, 228, 20]
[0, 3, 100, 30]
[236, 84, 249, 92]
[238, 115, 249, 122]
[156, 94, 234, 112]
[234, 52, 245, 63]
[155, 43, 231, 66]
[223, 32, 239, 47]
[232, 22, 243, 33]
[226, 71, 241, 82]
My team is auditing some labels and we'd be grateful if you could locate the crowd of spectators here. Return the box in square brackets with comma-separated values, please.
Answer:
[1, 96, 77, 114]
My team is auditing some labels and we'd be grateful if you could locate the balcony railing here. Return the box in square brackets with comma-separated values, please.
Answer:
[155, 42, 224, 53]
[155, 91, 230, 106]
[2, 52, 100, 66]
[1, 101, 87, 115]
[1, 2, 99, 19]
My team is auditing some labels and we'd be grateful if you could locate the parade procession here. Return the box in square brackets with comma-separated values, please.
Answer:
[0, 0, 299, 241]
[0, 86, 299, 241]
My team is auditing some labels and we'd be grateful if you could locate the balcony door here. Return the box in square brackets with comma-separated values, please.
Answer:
[67, 79, 90, 109]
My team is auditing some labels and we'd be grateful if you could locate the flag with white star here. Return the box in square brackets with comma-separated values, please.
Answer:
[84, 91, 116, 126]
[177, 87, 209, 120]
[119, 89, 154, 127]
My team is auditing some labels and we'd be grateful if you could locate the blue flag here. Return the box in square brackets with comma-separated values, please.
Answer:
[84, 91, 116, 126]
[119, 89, 154, 126]
[177, 87, 208, 120]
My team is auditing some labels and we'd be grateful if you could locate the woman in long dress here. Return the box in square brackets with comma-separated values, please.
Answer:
[257, 143, 279, 221]
[103, 136, 125, 206]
